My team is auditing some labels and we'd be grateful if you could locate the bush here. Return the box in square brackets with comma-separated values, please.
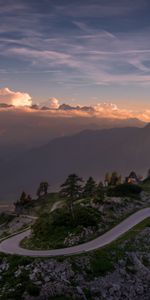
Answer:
[8, 255, 32, 271]
[0, 213, 14, 225]
[27, 283, 40, 296]
[52, 209, 72, 227]
[32, 213, 54, 238]
[29, 205, 101, 249]
[91, 250, 114, 276]
[107, 183, 142, 197]
[74, 206, 100, 227]
[53, 205, 101, 228]
[32, 205, 100, 240]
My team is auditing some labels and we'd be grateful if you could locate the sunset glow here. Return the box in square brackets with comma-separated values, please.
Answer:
[0, 0, 150, 113]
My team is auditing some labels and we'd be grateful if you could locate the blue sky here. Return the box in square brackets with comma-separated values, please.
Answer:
[1, 0, 150, 108]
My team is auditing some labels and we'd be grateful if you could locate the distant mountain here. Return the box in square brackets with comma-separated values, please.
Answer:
[59, 104, 78, 110]
[59, 103, 95, 112]
[0, 110, 145, 161]
[1, 123, 150, 202]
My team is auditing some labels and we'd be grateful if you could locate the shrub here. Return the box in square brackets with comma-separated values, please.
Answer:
[27, 283, 40, 296]
[74, 206, 100, 227]
[52, 209, 72, 227]
[30, 205, 101, 248]
[0, 213, 14, 225]
[107, 183, 142, 197]
[91, 250, 114, 276]
[32, 213, 53, 238]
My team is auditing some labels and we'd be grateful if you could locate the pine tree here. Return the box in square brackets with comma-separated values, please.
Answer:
[20, 191, 27, 205]
[60, 174, 83, 219]
[96, 181, 105, 202]
[83, 176, 97, 198]
[110, 172, 119, 186]
[104, 172, 111, 186]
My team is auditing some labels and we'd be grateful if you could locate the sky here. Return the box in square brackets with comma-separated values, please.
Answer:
[1, 0, 150, 116]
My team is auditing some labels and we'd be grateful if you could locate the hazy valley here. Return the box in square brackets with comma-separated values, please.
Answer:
[0, 121, 149, 202]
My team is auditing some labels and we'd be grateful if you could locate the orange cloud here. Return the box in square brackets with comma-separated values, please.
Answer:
[0, 87, 149, 122]
[40, 97, 60, 109]
[0, 87, 32, 107]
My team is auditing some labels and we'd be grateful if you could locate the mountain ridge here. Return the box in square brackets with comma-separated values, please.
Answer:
[0, 123, 150, 201]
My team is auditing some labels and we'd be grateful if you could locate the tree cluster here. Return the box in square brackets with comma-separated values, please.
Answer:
[104, 172, 122, 186]
[14, 167, 146, 217]
[59, 174, 105, 219]
[14, 181, 49, 213]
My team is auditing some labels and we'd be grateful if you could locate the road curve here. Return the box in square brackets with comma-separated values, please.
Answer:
[0, 207, 150, 257]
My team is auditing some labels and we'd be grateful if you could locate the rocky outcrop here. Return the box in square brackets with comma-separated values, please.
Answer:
[1, 222, 150, 300]
[64, 227, 95, 246]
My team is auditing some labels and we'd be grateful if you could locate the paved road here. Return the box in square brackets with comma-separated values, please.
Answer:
[0, 207, 150, 257]
[19, 214, 38, 220]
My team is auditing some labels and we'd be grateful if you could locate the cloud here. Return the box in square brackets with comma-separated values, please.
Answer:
[53, 101, 150, 122]
[1, 0, 150, 92]
[49, 98, 60, 109]
[0, 1, 27, 14]
[56, 1, 147, 18]
[7, 47, 78, 68]
[41, 97, 60, 109]
[0, 86, 150, 122]
[0, 99, 148, 122]
[2, 20, 150, 87]
[53, 101, 150, 121]
[0, 87, 32, 107]
[94, 103, 118, 112]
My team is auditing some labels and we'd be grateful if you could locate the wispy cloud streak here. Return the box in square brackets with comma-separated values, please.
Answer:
[1, 0, 150, 105]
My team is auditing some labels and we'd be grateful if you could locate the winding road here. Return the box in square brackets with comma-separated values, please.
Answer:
[0, 207, 150, 257]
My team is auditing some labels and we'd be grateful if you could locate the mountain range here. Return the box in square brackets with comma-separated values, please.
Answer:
[1, 122, 150, 202]
[0, 112, 144, 161]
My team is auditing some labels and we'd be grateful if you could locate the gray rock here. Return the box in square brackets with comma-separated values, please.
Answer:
[76, 286, 87, 300]
[44, 276, 50, 282]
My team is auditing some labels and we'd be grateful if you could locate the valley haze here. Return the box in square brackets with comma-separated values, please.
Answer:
[0, 122, 149, 202]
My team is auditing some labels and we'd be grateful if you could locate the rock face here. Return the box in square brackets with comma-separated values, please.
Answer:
[1, 227, 150, 299]
[87, 253, 150, 300]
